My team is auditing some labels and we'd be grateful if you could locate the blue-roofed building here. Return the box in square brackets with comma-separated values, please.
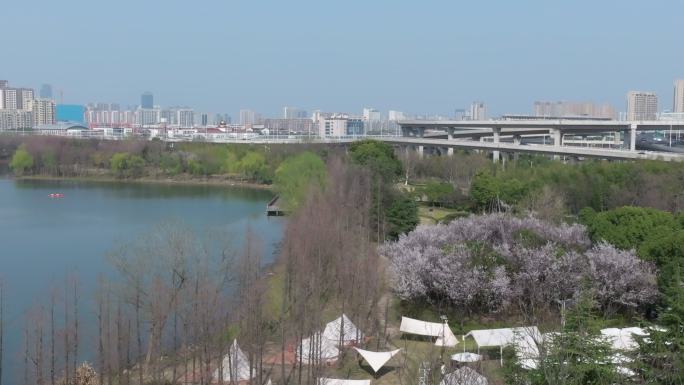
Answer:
[56, 104, 85, 123]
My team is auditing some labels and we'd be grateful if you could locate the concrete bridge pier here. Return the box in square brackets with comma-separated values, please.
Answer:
[447, 127, 455, 140]
[513, 135, 522, 161]
[492, 127, 501, 163]
[418, 145, 424, 158]
[447, 147, 454, 156]
[550, 128, 562, 160]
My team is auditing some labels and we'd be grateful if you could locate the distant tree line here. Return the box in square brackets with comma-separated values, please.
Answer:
[1, 136, 332, 184]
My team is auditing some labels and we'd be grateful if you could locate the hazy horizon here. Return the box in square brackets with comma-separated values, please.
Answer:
[3, 0, 683, 118]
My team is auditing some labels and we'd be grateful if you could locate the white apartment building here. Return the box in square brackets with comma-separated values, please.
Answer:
[0, 109, 34, 130]
[28, 99, 56, 125]
[388, 110, 407, 121]
[177, 109, 195, 128]
[627, 91, 658, 120]
[674, 80, 684, 113]
[470, 102, 487, 120]
[2, 88, 18, 110]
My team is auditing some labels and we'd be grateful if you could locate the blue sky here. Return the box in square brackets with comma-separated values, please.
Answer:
[2, 0, 683, 118]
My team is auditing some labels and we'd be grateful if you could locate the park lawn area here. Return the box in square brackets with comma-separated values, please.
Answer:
[418, 205, 469, 225]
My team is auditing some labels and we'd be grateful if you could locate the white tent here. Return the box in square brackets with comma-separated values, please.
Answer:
[600, 327, 647, 351]
[318, 378, 371, 385]
[465, 326, 541, 366]
[440, 367, 488, 385]
[354, 347, 401, 373]
[213, 339, 254, 382]
[322, 314, 364, 345]
[399, 316, 459, 347]
[450, 353, 482, 363]
[298, 333, 341, 364]
[298, 314, 365, 364]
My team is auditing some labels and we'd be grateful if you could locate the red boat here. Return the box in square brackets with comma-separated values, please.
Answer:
[48, 193, 64, 198]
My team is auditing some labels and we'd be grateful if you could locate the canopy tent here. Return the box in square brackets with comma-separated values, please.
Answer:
[600, 327, 648, 351]
[450, 353, 482, 363]
[213, 339, 254, 382]
[318, 378, 371, 385]
[322, 314, 364, 345]
[399, 316, 459, 347]
[464, 326, 541, 367]
[354, 347, 402, 373]
[439, 367, 488, 385]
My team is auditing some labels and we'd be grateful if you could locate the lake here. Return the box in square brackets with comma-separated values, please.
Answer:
[0, 178, 284, 382]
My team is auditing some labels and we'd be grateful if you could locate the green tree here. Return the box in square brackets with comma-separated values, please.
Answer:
[110, 152, 146, 178]
[422, 181, 454, 206]
[638, 266, 684, 384]
[581, 206, 678, 250]
[10, 145, 34, 176]
[385, 196, 419, 240]
[274, 152, 327, 211]
[348, 140, 403, 181]
[237, 151, 269, 182]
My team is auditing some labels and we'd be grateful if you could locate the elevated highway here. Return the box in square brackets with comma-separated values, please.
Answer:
[396, 119, 684, 161]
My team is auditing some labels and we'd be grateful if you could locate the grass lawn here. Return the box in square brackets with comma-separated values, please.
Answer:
[418, 205, 469, 225]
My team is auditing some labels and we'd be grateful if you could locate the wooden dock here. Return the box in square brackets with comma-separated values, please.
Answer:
[266, 195, 285, 216]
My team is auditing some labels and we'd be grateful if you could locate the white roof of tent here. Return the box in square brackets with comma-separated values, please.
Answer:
[600, 327, 647, 351]
[213, 339, 253, 382]
[399, 316, 459, 347]
[318, 378, 371, 385]
[465, 326, 541, 370]
[354, 347, 401, 373]
[440, 367, 488, 385]
[512, 329, 541, 369]
[298, 333, 340, 364]
[465, 326, 540, 348]
[298, 314, 365, 364]
[323, 314, 364, 344]
[450, 353, 482, 363]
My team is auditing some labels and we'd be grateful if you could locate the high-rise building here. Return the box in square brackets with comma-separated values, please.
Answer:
[0, 80, 8, 88]
[40, 84, 53, 99]
[674, 80, 684, 113]
[137, 108, 160, 125]
[533, 101, 616, 119]
[388, 110, 407, 121]
[2, 88, 18, 109]
[141, 92, 154, 109]
[177, 109, 194, 127]
[0, 110, 33, 130]
[29, 99, 56, 125]
[283, 106, 307, 119]
[362, 108, 381, 133]
[470, 102, 487, 120]
[239, 109, 258, 125]
[627, 91, 658, 120]
[363, 107, 381, 121]
[16, 88, 35, 110]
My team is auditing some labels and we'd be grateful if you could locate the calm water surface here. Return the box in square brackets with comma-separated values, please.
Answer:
[0, 178, 284, 380]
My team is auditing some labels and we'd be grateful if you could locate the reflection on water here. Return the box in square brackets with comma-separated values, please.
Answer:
[0, 178, 284, 381]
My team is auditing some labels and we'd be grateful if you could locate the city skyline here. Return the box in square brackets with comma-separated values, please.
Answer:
[2, 0, 683, 118]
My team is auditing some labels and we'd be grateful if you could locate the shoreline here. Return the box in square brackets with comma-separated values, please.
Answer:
[6, 174, 275, 190]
